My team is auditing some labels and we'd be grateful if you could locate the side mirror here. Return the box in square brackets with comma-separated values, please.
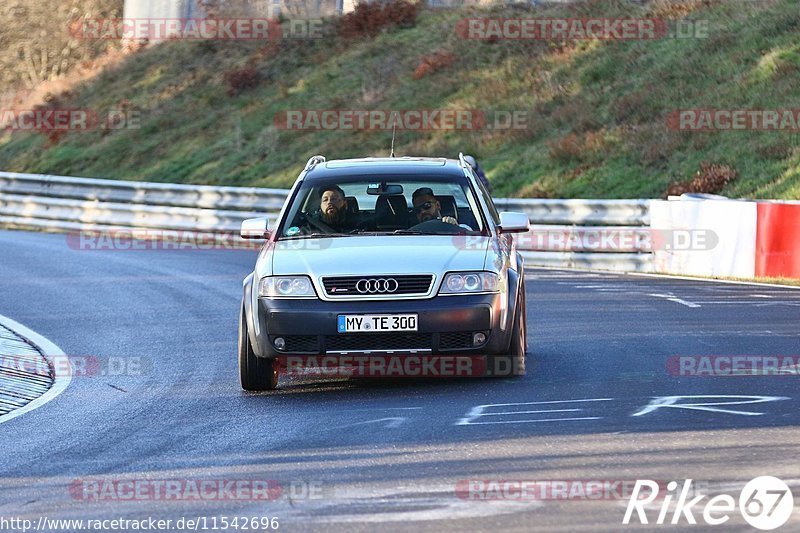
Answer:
[497, 212, 530, 234]
[240, 217, 270, 239]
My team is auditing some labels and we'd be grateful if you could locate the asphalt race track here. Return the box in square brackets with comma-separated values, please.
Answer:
[1, 229, 799, 531]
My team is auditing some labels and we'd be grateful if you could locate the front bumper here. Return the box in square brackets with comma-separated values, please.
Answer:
[253, 293, 508, 358]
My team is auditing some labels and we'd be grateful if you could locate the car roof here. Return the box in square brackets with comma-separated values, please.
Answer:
[303, 157, 467, 180]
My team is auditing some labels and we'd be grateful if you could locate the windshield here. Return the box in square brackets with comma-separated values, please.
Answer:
[277, 175, 489, 239]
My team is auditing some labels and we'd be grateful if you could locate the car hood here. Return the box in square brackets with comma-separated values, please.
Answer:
[271, 235, 491, 277]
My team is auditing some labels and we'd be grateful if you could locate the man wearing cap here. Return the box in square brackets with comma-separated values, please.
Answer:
[411, 187, 462, 227]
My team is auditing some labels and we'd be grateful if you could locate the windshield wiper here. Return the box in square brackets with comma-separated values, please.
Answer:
[280, 232, 352, 240]
[392, 229, 439, 235]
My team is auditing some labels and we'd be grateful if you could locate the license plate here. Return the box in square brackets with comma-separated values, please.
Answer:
[337, 314, 418, 333]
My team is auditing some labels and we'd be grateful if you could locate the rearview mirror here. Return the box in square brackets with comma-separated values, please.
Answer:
[367, 183, 404, 195]
[497, 212, 530, 234]
[240, 217, 270, 239]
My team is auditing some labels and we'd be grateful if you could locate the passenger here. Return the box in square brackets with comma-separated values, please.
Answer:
[307, 184, 355, 233]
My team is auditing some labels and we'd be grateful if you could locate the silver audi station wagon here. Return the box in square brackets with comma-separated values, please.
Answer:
[238, 154, 530, 390]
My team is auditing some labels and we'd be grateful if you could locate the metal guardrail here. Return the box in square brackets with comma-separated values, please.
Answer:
[493, 198, 649, 226]
[0, 171, 654, 272]
[0, 171, 287, 211]
[0, 172, 282, 232]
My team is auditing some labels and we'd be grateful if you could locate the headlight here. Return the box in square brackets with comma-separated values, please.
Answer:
[439, 272, 499, 294]
[258, 276, 317, 298]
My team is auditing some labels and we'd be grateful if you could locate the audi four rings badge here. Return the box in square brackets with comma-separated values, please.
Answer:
[356, 278, 399, 294]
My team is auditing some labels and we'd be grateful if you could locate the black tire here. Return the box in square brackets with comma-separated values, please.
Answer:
[508, 292, 527, 377]
[239, 305, 278, 391]
[486, 284, 527, 378]
[520, 279, 529, 355]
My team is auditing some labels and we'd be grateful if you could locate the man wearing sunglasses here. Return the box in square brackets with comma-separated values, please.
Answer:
[411, 187, 461, 227]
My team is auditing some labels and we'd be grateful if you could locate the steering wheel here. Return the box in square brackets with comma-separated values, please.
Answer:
[407, 219, 468, 235]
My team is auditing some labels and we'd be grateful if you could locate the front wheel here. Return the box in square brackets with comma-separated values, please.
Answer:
[239, 304, 278, 391]
[508, 294, 527, 376]
[486, 289, 527, 378]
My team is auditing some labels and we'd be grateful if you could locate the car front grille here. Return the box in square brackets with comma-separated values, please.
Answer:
[271, 331, 485, 354]
[324, 333, 432, 353]
[322, 275, 434, 297]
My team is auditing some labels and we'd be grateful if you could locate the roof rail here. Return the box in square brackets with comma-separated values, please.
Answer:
[458, 152, 468, 169]
[305, 155, 326, 171]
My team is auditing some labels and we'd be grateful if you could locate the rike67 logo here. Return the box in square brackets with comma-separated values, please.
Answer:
[623, 477, 794, 530]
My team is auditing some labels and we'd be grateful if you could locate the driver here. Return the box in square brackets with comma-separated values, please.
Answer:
[411, 187, 460, 226]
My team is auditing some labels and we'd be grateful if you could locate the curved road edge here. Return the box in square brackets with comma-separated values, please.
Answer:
[0, 314, 71, 425]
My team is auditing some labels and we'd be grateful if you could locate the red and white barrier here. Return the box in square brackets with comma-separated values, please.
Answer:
[650, 199, 757, 278]
[756, 202, 800, 278]
[651, 197, 800, 280]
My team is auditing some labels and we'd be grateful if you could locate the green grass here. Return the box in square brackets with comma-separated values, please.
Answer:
[0, 0, 798, 198]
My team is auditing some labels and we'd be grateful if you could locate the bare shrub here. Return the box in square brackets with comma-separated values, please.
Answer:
[340, 0, 419, 40]
[664, 162, 738, 196]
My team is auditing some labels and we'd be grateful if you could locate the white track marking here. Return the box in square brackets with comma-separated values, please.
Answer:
[461, 417, 602, 425]
[685, 301, 800, 307]
[0, 314, 71, 425]
[330, 417, 407, 430]
[647, 293, 701, 308]
[632, 395, 790, 417]
[346, 407, 423, 411]
[456, 398, 613, 426]
[681, 293, 786, 299]
[468, 398, 614, 407]
[476, 408, 583, 416]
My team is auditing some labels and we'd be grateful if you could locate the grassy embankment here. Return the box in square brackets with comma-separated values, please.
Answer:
[0, 0, 798, 198]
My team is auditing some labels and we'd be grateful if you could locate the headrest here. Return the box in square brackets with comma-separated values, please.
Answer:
[435, 195, 457, 218]
[345, 196, 359, 215]
[375, 195, 408, 228]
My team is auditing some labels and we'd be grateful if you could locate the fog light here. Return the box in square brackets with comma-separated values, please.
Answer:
[273, 337, 286, 350]
[473, 332, 486, 346]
